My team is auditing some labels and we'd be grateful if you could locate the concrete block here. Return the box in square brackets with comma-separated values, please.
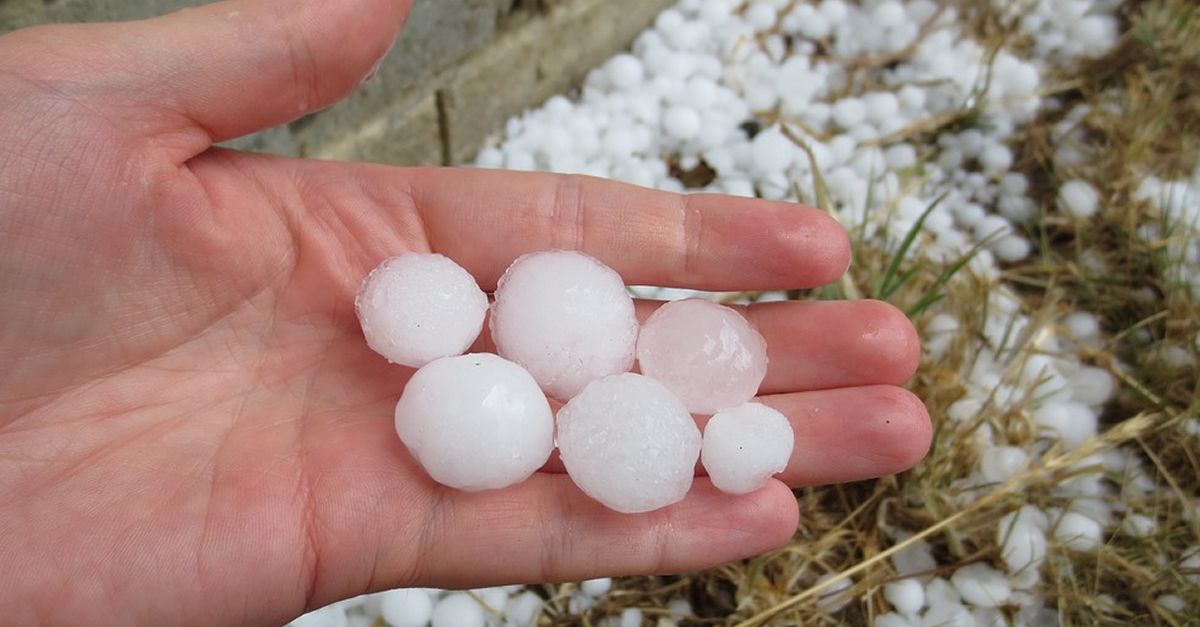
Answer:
[306, 91, 441, 166]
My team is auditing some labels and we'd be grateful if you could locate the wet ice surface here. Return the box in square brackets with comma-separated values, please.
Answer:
[394, 353, 553, 491]
[701, 402, 794, 494]
[556, 373, 701, 513]
[356, 253, 488, 368]
[490, 250, 639, 400]
[636, 298, 769, 414]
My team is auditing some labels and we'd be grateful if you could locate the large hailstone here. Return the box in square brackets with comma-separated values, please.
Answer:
[356, 253, 488, 368]
[490, 250, 638, 400]
[556, 373, 701, 513]
[394, 353, 553, 491]
[636, 298, 769, 414]
[701, 402, 794, 494]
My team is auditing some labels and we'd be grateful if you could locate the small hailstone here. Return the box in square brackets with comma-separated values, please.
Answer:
[476, 147, 504, 168]
[701, 402, 794, 494]
[814, 573, 853, 612]
[1063, 311, 1100, 339]
[1058, 180, 1100, 218]
[872, 0, 907, 28]
[504, 591, 542, 627]
[950, 563, 1011, 608]
[476, 587, 509, 614]
[980, 143, 1014, 174]
[973, 214, 1012, 241]
[637, 298, 769, 414]
[289, 606, 348, 627]
[883, 578, 925, 616]
[490, 251, 638, 400]
[380, 589, 435, 627]
[619, 608, 643, 627]
[832, 98, 867, 128]
[556, 373, 701, 513]
[884, 143, 918, 170]
[1157, 595, 1185, 613]
[667, 599, 693, 621]
[356, 254, 489, 368]
[746, 2, 778, 31]
[921, 602, 973, 627]
[891, 535, 938, 580]
[979, 446, 1028, 483]
[394, 353, 553, 491]
[580, 578, 612, 597]
[663, 106, 702, 140]
[992, 234, 1032, 262]
[1053, 511, 1104, 551]
[606, 54, 645, 89]
[751, 127, 796, 174]
[923, 577, 960, 608]
[431, 592, 485, 627]
[1032, 400, 1097, 449]
[998, 506, 1048, 579]
[1068, 366, 1114, 406]
[1121, 514, 1157, 537]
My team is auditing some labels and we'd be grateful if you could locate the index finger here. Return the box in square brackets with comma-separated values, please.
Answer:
[400, 167, 851, 290]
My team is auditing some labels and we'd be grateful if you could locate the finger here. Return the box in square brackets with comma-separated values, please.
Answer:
[758, 385, 932, 487]
[407, 476, 799, 588]
[397, 167, 851, 290]
[34, 0, 410, 152]
[535, 385, 931, 487]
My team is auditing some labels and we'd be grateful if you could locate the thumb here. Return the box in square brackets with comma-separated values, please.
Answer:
[141, 0, 411, 147]
[12, 0, 412, 157]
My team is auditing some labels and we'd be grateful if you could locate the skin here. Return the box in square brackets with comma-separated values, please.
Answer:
[0, 0, 931, 625]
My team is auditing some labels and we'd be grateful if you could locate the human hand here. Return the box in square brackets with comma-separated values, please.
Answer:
[0, 0, 931, 625]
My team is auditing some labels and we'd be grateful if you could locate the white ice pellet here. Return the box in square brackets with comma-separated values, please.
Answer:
[1158, 595, 1186, 613]
[832, 98, 867, 128]
[1058, 180, 1100, 218]
[701, 402, 793, 494]
[1068, 366, 1115, 406]
[921, 601, 974, 627]
[606, 54, 644, 89]
[556, 373, 701, 513]
[356, 254, 489, 368]
[431, 593, 485, 627]
[1053, 511, 1104, 551]
[746, 2, 778, 31]
[998, 506, 1048, 582]
[979, 446, 1028, 483]
[992, 235, 1032, 262]
[980, 143, 1014, 174]
[380, 589, 435, 627]
[619, 608, 643, 627]
[891, 535, 938, 580]
[505, 591, 543, 627]
[664, 105, 702, 140]
[490, 251, 638, 400]
[751, 127, 796, 174]
[883, 578, 925, 616]
[1032, 400, 1097, 450]
[1063, 311, 1101, 339]
[394, 353, 553, 491]
[1120, 514, 1157, 537]
[637, 298, 769, 414]
[581, 578, 612, 597]
[949, 563, 1012, 608]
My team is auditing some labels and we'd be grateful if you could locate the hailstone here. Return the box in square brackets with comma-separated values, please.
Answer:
[490, 250, 638, 400]
[356, 253, 488, 368]
[556, 373, 701, 513]
[636, 298, 769, 414]
[394, 353, 553, 491]
[701, 402, 794, 494]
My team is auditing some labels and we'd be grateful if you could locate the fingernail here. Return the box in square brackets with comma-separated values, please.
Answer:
[362, 37, 399, 85]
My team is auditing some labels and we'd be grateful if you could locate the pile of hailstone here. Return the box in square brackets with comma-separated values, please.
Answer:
[355, 249, 794, 513]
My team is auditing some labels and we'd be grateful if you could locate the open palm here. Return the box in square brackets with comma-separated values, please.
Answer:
[0, 1, 931, 625]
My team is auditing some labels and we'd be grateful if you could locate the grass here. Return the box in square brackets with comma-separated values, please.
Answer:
[523, 0, 1200, 625]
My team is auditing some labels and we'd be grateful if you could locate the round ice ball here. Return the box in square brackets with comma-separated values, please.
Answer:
[356, 253, 488, 368]
[637, 298, 769, 414]
[701, 402, 793, 494]
[556, 373, 701, 513]
[379, 589, 434, 627]
[490, 250, 638, 400]
[431, 592, 485, 627]
[394, 353, 553, 491]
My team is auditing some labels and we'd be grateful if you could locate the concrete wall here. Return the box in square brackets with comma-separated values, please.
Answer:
[0, 0, 672, 165]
